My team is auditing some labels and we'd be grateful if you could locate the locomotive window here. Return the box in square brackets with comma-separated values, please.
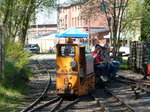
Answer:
[60, 46, 75, 57]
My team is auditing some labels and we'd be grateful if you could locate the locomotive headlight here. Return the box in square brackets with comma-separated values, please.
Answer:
[70, 60, 77, 68]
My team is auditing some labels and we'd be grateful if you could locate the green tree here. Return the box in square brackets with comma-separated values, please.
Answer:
[141, 0, 150, 41]
[0, 0, 55, 78]
[0, 0, 55, 45]
[80, 0, 148, 59]
[119, 0, 143, 42]
[80, 0, 130, 59]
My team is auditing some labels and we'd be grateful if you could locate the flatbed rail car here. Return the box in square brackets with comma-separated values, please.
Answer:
[130, 41, 150, 78]
[56, 43, 95, 96]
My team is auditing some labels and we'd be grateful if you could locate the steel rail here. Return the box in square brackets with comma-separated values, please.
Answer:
[44, 60, 56, 69]
[113, 77, 136, 87]
[90, 91, 107, 112]
[115, 76, 150, 94]
[140, 86, 150, 94]
[21, 60, 52, 112]
[104, 86, 135, 112]
[29, 96, 61, 112]
[117, 75, 150, 86]
[50, 98, 63, 112]
[58, 97, 81, 112]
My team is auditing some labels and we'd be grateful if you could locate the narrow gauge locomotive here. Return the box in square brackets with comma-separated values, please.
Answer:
[56, 40, 95, 96]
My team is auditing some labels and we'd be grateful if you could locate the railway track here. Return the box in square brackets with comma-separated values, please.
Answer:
[21, 59, 56, 112]
[117, 75, 150, 86]
[114, 75, 150, 98]
[22, 60, 136, 112]
[21, 55, 150, 112]
[90, 84, 135, 112]
[41, 97, 81, 112]
[22, 57, 96, 112]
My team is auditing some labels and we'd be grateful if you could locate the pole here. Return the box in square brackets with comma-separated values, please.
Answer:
[88, 18, 91, 52]
[57, 0, 60, 33]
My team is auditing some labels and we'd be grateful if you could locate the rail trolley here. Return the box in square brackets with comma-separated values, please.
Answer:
[130, 41, 150, 78]
[56, 38, 95, 96]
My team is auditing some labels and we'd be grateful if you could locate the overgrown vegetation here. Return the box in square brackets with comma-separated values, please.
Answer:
[0, 39, 33, 111]
[0, 65, 33, 111]
[5, 39, 30, 68]
[0, 69, 32, 111]
[0, 0, 56, 44]
[0, 83, 25, 112]
[0, 0, 56, 111]
[141, 0, 150, 41]
[119, 59, 131, 70]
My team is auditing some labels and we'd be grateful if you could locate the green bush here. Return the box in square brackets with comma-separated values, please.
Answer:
[0, 39, 34, 110]
[4, 61, 18, 79]
[4, 39, 31, 78]
[1, 77, 29, 94]
[5, 39, 30, 69]
[119, 59, 131, 70]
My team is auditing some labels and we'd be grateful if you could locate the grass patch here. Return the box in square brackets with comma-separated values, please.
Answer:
[0, 39, 33, 111]
[0, 61, 33, 111]
[0, 84, 25, 112]
[119, 59, 131, 70]
[0, 66, 33, 111]
[0, 75, 29, 111]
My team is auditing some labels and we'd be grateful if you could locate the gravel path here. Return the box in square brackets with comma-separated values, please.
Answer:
[107, 70, 150, 112]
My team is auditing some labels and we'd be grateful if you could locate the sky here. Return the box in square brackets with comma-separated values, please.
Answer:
[36, 0, 68, 24]
[36, 8, 57, 24]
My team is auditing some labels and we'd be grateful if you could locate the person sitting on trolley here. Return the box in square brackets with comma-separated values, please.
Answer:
[91, 44, 109, 81]
[103, 44, 120, 79]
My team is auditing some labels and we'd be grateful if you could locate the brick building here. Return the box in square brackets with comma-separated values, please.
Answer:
[28, 24, 57, 38]
[58, 3, 110, 46]
[27, 2, 110, 52]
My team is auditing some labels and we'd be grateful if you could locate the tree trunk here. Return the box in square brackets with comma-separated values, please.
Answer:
[0, 25, 5, 79]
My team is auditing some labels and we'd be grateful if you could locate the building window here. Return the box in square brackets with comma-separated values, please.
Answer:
[99, 1, 108, 12]
[63, 19, 64, 25]
[74, 6, 76, 12]
[72, 18, 74, 26]
[80, 18, 82, 26]
[65, 15, 67, 29]
[60, 20, 62, 28]
[78, 17, 79, 26]
[76, 6, 78, 12]
[75, 17, 76, 26]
